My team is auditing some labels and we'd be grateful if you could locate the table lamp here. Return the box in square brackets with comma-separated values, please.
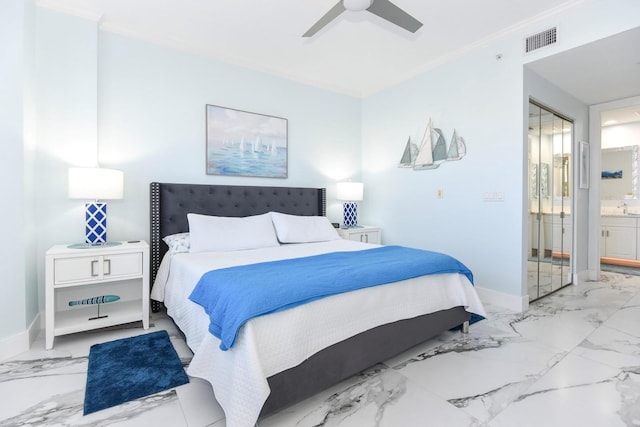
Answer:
[336, 182, 364, 228]
[68, 167, 124, 246]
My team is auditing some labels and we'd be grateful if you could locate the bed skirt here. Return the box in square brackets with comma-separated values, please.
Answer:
[261, 306, 469, 416]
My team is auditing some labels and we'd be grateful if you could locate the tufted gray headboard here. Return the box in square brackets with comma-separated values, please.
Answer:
[149, 182, 326, 307]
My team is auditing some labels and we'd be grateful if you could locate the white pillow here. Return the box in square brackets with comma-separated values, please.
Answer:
[271, 212, 340, 243]
[187, 212, 279, 253]
[163, 232, 190, 254]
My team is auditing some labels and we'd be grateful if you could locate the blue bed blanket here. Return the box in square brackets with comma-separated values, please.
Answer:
[189, 245, 473, 350]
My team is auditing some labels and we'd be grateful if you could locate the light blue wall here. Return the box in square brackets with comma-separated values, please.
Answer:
[361, 38, 524, 297]
[23, 0, 39, 338]
[0, 0, 27, 340]
[0, 0, 38, 344]
[361, 0, 639, 301]
[33, 9, 363, 315]
[98, 31, 362, 242]
[34, 8, 100, 319]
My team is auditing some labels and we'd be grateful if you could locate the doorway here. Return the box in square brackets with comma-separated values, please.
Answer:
[599, 103, 640, 275]
[528, 100, 574, 302]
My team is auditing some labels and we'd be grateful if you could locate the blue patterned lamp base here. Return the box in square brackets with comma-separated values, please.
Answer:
[85, 202, 107, 244]
[342, 202, 358, 228]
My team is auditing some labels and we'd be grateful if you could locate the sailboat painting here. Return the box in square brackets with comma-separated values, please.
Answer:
[206, 104, 288, 178]
[399, 117, 467, 170]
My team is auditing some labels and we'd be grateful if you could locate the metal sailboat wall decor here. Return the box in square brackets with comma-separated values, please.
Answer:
[398, 137, 419, 167]
[398, 118, 467, 170]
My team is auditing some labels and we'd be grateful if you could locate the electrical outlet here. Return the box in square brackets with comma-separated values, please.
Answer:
[483, 191, 505, 202]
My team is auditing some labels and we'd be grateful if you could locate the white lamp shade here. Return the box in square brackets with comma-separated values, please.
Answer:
[68, 167, 124, 200]
[336, 182, 364, 201]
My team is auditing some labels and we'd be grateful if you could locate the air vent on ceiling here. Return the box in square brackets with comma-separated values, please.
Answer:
[524, 27, 558, 54]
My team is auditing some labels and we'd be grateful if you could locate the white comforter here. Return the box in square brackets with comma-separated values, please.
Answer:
[151, 240, 485, 427]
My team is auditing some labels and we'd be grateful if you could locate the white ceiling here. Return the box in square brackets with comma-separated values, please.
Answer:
[39, 0, 585, 97]
[526, 26, 640, 115]
[38, 0, 640, 120]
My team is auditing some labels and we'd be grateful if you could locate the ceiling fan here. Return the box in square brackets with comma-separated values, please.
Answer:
[303, 0, 423, 37]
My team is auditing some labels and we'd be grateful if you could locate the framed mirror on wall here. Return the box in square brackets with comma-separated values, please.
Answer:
[601, 145, 638, 200]
[580, 141, 589, 189]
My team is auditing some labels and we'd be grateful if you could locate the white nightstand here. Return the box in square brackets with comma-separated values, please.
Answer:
[337, 226, 381, 244]
[45, 240, 149, 349]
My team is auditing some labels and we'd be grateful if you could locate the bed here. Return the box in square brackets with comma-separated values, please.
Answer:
[149, 182, 485, 427]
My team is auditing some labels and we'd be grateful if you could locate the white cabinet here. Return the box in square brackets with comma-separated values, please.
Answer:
[337, 226, 381, 244]
[600, 217, 637, 260]
[45, 241, 149, 349]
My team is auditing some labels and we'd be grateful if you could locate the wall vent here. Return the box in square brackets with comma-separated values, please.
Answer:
[524, 27, 557, 53]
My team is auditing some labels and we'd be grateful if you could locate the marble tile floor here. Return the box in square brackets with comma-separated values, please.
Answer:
[2, 271, 639, 426]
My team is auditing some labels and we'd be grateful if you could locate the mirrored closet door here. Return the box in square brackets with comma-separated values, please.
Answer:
[528, 101, 573, 301]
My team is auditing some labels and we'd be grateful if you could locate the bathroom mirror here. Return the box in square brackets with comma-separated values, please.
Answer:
[601, 145, 639, 200]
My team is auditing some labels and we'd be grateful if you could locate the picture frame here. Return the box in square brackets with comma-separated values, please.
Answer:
[580, 141, 589, 189]
[205, 104, 288, 178]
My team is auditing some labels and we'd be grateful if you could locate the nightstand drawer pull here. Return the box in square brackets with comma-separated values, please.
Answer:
[91, 260, 99, 277]
[104, 259, 111, 275]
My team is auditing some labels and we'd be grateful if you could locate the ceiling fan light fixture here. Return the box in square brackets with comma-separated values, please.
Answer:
[343, 0, 374, 12]
[303, 0, 421, 37]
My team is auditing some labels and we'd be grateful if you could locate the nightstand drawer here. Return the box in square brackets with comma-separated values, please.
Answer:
[105, 253, 143, 277]
[337, 226, 381, 245]
[54, 252, 143, 285]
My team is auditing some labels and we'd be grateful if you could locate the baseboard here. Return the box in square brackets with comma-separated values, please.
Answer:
[475, 286, 529, 313]
[0, 313, 40, 362]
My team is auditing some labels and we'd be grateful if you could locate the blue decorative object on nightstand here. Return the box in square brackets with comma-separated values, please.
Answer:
[337, 182, 364, 229]
[69, 295, 120, 306]
[343, 201, 358, 227]
[86, 202, 107, 244]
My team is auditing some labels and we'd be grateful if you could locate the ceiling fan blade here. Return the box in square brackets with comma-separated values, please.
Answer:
[367, 0, 423, 33]
[303, 1, 346, 37]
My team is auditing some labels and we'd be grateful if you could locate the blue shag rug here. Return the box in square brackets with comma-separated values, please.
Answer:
[84, 330, 189, 415]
